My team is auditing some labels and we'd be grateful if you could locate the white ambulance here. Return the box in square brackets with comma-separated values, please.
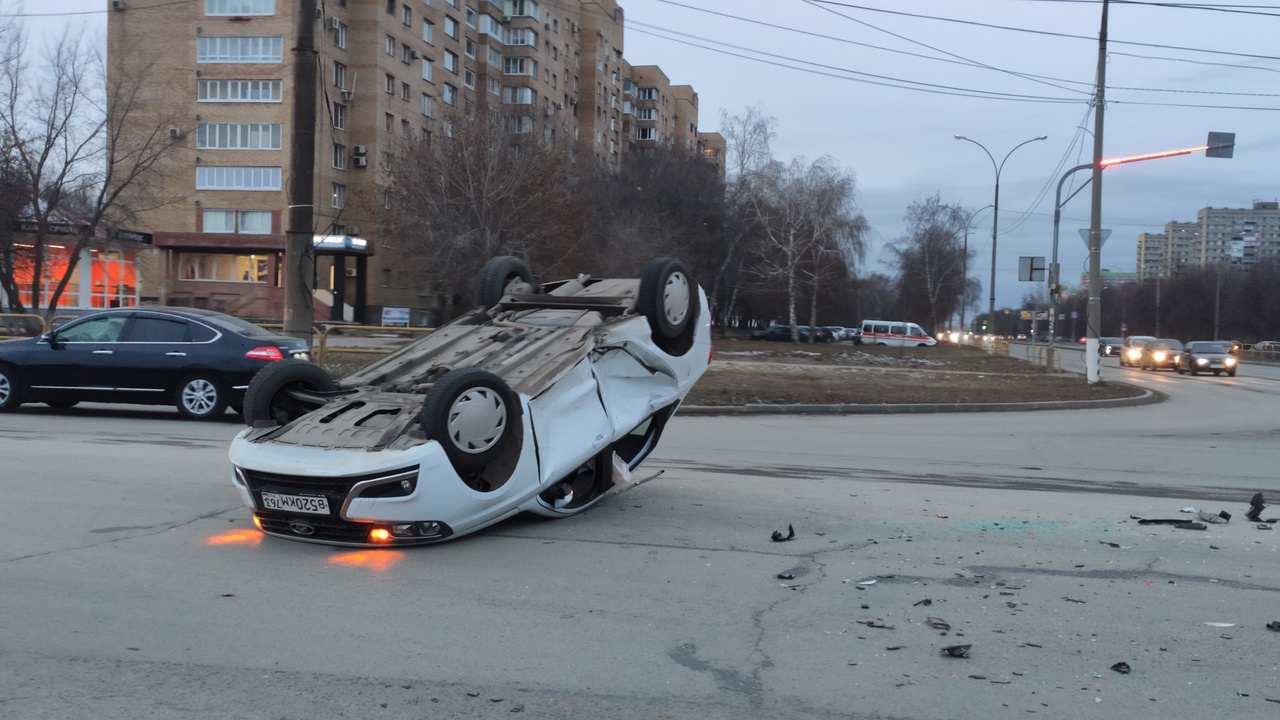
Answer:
[855, 320, 937, 347]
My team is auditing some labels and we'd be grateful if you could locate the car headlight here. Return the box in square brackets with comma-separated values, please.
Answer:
[1127, 349, 1141, 359]
[1224, 357, 1236, 366]
[1196, 357, 1208, 366]
[1154, 351, 1166, 361]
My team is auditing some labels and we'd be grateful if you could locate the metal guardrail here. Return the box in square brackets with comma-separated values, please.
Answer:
[314, 324, 435, 367]
[0, 313, 48, 341]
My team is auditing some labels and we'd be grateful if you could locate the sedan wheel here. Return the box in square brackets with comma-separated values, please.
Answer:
[420, 368, 521, 473]
[0, 365, 22, 412]
[176, 375, 227, 419]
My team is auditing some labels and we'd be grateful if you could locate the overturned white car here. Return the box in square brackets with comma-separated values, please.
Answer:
[228, 257, 711, 545]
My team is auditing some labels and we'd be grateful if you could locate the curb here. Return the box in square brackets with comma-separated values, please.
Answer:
[678, 385, 1166, 416]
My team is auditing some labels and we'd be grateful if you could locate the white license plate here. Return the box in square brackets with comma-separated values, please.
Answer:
[261, 491, 329, 515]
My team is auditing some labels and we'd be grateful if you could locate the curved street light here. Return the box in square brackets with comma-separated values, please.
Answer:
[954, 134, 1048, 334]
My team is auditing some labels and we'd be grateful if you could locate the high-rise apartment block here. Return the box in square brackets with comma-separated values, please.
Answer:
[107, 0, 723, 323]
[1136, 201, 1280, 281]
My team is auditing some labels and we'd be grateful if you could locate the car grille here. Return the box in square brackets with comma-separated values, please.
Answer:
[238, 466, 419, 545]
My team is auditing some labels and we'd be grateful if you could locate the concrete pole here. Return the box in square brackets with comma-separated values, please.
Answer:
[1085, 0, 1109, 383]
[284, 0, 318, 342]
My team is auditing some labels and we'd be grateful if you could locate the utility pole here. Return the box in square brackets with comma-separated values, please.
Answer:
[284, 0, 319, 342]
[1084, 0, 1108, 383]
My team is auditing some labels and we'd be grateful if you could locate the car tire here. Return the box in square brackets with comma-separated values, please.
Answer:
[420, 368, 520, 473]
[176, 374, 228, 419]
[1190, 367, 1198, 376]
[1177, 364, 1185, 375]
[638, 258, 698, 356]
[243, 360, 338, 427]
[478, 256, 535, 309]
[0, 364, 23, 412]
[1227, 370, 1236, 377]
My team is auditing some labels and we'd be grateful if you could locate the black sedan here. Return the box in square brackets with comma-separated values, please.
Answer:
[750, 325, 832, 343]
[1175, 341, 1238, 377]
[0, 307, 310, 418]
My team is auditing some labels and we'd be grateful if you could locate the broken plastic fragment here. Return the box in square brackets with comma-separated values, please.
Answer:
[941, 644, 971, 658]
[1266, 621, 1280, 632]
[771, 524, 796, 542]
[913, 598, 933, 607]
[776, 572, 795, 580]
[1204, 622, 1236, 627]
[1198, 509, 1231, 524]
[1111, 662, 1131, 674]
[926, 617, 951, 631]
[1138, 518, 1187, 525]
[1174, 522, 1207, 530]
[1099, 541, 1121, 548]
[858, 580, 876, 586]
[1181, 507, 1197, 513]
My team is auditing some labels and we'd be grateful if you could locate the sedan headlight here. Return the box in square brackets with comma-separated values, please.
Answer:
[1154, 351, 1166, 362]
[1127, 349, 1142, 360]
[1224, 357, 1236, 366]
[1196, 357, 1209, 366]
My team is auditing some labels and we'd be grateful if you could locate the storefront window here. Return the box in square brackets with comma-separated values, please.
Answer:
[178, 252, 275, 283]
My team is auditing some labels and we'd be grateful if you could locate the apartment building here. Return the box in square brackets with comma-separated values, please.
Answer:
[1135, 201, 1280, 281]
[107, 0, 713, 324]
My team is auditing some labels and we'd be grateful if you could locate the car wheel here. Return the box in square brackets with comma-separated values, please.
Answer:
[420, 368, 520, 473]
[1227, 370, 1236, 377]
[243, 360, 338, 427]
[0, 364, 23, 412]
[176, 374, 227, 419]
[1190, 367, 1198, 376]
[1177, 365, 1184, 375]
[478, 256, 535, 309]
[44, 400, 80, 409]
[638, 258, 698, 356]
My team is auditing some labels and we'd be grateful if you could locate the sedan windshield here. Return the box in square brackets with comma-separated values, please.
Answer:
[1187, 342, 1227, 353]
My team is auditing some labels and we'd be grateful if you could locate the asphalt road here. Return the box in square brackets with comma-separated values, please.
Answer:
[1, 356, 1278, 719]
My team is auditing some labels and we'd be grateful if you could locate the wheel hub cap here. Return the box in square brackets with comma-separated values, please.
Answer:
[183, 380, 217, 414]
[447, 388, 507, 454]
[663, 272, 690, 326]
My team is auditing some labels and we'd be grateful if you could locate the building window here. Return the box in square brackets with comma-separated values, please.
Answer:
[400, 119, 409, 138]
[332, 102, 346, 129]
[333, 61, 347, 88]
[444, 50, 458, 73]
[504, 27, 535, 46]
[385, 35, 395, 55]
[205, 0, 274, 15]
[197, 36, 283, 63]
[636, 107, 656, 121]
[202, 209, 272, 234]
[401, 44, 413, 63]
[195, 166, 282, 191]
[402, 4, 412, 24]
[332, 142, 346, 169]
[488, 47, 501, 67]
[197, 79, 282, 102]
[385, 74, 395, 93]
[463, 68, 476, 89]
[421, 58, 433, 81]
[401, 81, 410, 100]
[479, 13, 501, 39]
[332, 19, 347, 48]
[421, 93, 432, 117]
[444, 16, 458, 39]
[422, 19, 434, 44]
[465, 6, 477, 27]
[443, 83, 456, 105]
[383, 190, 392, 210]
[332, 183, 346, 209]
[509, 0, 538, 19]
[196, 123, 283, 150]
[504, 115, 532, 134]
[178, 252, 274, 283]
[637, 127, 657, 141]
[502, 86, 532, 105]
[637, 87, 658, 100]
[487, 77, 500, 95]
[385, 113, 394, 131]
[464, 37, 476, 59]
[503, 57, 535, 76]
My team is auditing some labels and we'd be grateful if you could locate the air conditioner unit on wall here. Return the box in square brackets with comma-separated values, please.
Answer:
[352, 145, 367, 155]
[353, 156, 368, 168]
[168, 127, 183, 139]
[341, 90, 353, 101]
[328, 17, 340, 29]
[411, 50, 420, 59]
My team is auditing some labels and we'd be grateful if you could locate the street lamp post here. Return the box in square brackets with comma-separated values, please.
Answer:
[955, 135, 1048, 333]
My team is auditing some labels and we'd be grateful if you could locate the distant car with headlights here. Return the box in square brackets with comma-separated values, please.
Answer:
[1119, 335, 1156, 367]
[1139, 338, 1183, 371]
[0, 307, 309, 418]
[1099, 337, 1124, 356]
[1175, 341, 1237, 377]
[227, 257, 711, 546]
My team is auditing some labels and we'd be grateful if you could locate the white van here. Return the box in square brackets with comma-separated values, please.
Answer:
[856, 320, 937, 347]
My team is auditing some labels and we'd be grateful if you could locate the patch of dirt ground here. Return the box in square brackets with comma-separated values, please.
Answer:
[681, 338, 1145, 406]
[319, 336, 1146, 407]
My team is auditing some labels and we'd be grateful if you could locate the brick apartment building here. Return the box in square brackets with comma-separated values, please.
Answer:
[107, 0, 725, 324]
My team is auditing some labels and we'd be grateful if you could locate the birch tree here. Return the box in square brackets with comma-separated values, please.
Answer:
[887, 195, 972, 334]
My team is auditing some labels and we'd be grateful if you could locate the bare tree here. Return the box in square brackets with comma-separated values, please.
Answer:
[384, 113, 583, 322]
[0, 21, 182, 317]
[712, 105, 776, 327]
[745, 156, 864, 341]
[887, 195, 970, 335]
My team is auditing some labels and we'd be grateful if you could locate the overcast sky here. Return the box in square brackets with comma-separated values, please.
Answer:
[14, 0, 1280, 309]
[622, 0, 1279, 307]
